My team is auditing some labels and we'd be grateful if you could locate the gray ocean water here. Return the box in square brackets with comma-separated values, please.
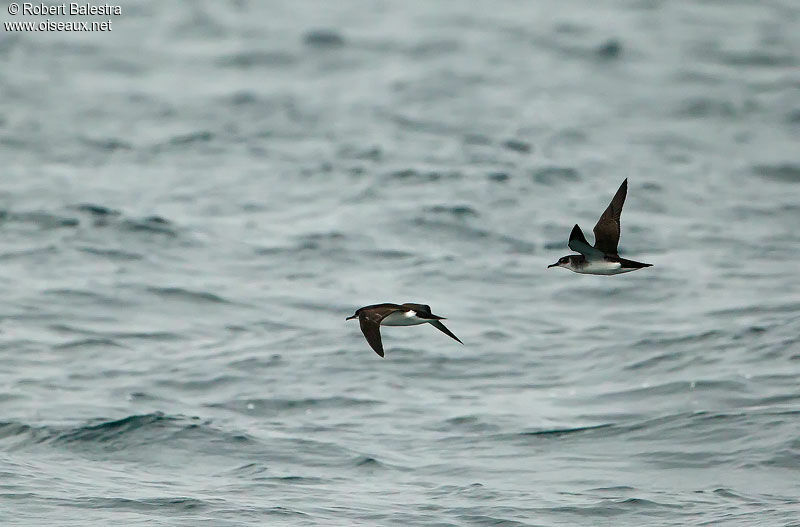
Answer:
[1, 1, 799, 525]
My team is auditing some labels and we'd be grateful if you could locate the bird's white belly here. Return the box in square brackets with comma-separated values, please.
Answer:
[574, 260, 635, 275]
[381, 310, 427, 326]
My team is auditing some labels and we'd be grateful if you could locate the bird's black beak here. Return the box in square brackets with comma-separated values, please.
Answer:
[346, 315, 356, 321]
[547, 263, 558, 268]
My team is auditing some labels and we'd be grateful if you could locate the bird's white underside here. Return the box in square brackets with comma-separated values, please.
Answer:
[382, 310, 428, 326]
[569, 260, 637, 275]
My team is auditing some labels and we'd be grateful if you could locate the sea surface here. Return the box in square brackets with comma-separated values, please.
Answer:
[1, 1, 799, 525]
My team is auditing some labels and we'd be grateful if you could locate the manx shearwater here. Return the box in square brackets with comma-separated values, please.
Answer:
[548, 178, 652, 275]
[346, 303, 463, 357]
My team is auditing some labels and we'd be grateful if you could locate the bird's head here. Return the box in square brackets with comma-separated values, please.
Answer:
[548, 255, 574, 270]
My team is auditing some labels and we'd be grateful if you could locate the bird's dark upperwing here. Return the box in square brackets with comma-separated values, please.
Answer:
[359, 313, 386, 357]
[357, 306, 399, 358]
[593, 178, 627, 256]
[568, 224, 605, 260]
[429, 320, 463, 345]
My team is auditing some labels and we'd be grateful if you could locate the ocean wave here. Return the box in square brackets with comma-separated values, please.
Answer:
[207, 396, 382, 417]
[0, 413, 261, 454]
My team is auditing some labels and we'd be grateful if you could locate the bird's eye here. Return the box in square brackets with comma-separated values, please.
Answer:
[560, 257, 568, 264]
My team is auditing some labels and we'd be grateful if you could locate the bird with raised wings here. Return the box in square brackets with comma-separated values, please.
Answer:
[548, 179, 652, 275]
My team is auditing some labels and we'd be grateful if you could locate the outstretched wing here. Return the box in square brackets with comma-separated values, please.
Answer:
[568, 224, 604, 260]
[593, 179, 627, 256]
[359, 314, 385, 357]
[429, 320, 463, 344]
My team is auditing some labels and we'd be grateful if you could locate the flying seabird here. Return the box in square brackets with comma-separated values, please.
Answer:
[346, 303, 463, 357]
[548, 178, 652, 275]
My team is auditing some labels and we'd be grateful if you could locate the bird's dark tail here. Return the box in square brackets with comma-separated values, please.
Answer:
[618, 257, 652, 269]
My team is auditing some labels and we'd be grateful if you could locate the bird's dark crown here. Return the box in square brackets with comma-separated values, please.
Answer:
[549, 254, 585, 268]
